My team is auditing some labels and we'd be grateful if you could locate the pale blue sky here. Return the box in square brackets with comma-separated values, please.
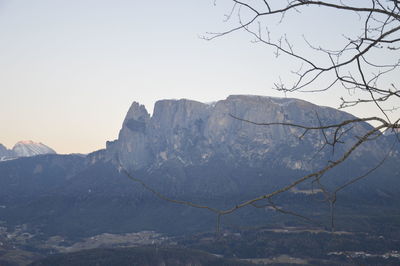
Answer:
[1, 1, 398, 153]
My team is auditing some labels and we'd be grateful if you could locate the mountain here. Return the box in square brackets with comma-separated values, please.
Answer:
[104, 95, 383, 172]
[0, 141, 56, 161]
[0, 95, 399, 247]
[12, 140, 56, 157]
[97, 95, 395, 198]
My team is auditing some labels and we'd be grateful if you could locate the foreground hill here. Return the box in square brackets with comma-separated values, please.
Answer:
[29, 247, 253, 266]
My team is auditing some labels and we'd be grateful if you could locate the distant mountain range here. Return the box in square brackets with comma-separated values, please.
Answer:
[0, 140, 56, 161]
[0, 95, 399, 239]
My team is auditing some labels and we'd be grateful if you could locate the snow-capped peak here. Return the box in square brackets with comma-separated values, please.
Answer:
[12, 140, 56, 157]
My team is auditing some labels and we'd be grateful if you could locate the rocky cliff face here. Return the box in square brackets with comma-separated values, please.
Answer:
[105, 95, 376, 172]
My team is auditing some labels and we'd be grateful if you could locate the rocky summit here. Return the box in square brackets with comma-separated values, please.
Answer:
[103, 95, 379, 172]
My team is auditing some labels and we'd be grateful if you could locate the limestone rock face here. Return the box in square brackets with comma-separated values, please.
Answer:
[106, 102, 151, 170]
[106, 95, 376, 171]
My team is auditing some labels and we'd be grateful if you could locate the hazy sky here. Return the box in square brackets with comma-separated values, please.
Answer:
[1, 0, 398, 154]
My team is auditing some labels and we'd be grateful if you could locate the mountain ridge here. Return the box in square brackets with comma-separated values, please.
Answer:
[0, 94, 398, 239]
[103, 95, 382, 173]
[0, 140, 56, 161]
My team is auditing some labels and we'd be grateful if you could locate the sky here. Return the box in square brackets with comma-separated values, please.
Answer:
[0, 0, 398, 154]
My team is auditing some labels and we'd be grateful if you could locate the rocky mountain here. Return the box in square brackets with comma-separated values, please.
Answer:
[98, 95, 392, 197]
[0, 141, 56, 161]
[0, 95, 399, 240]
[104, 95, 382, 173]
